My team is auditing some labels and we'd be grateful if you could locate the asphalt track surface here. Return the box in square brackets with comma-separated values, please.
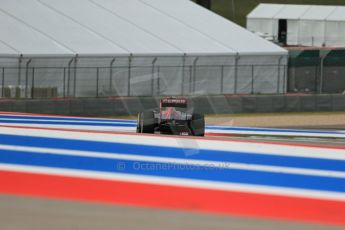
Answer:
[1, 195, 342, 230]
[0, 112, 344, 230]
[209, 135, 345, 147]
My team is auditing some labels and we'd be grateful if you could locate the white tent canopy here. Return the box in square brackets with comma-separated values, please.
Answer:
[0, 0, 287, 97]
[247, 3, 345, 47]
[0, 0, 287, 56]
[247, 4, 284, 37]
[325, 7, 345, 46]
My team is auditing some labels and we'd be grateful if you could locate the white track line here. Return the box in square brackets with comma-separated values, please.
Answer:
[0, 123, 134, 132]
[0, 118, 134, 125]
[0, 126, 344, 160]
[0, 113, 133, 121]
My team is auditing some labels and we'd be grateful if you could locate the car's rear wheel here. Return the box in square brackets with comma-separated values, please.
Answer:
[137, 111, 155, 134]
[190, 113, 205, 136]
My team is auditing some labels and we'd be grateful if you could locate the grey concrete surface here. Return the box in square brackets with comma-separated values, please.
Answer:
[0, 195, 342, 230]
[275, 125, 345, 130]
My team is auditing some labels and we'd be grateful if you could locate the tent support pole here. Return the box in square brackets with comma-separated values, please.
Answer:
[181, 54, 186, 95]
[157, 66, 160, 96]
[67, 58, 74, 97]
[220, 65, 224, 94]
[73, 54, 78, 97]
[2, 67, 4, 98]
[109, 58, 116, 97]
[31, 67, 35, 99]
[25, 59, 32, 99]
[18, 54, 23, 86]
[277, 56, 283, 94]
[151, 57, 157, 96]
[234, 54, 240, 94]
[251, 65, 254, 94]
[283, 65, 286, 93]
[96, 67, 99, 97]
[192, 57, 199, 94]
[127, 54, 132, 96]
[319, 55, 325, 94]
[63, 68, 66, 98]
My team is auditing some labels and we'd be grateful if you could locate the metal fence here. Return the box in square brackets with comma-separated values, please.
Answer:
[289, 63, 345, 94]
[0, 64, 286, 99]
[288, 50, 345, 94]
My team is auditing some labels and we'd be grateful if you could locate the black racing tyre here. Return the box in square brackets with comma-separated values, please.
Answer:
[190, 113, 205, 136]
[138, 111, 155, 134]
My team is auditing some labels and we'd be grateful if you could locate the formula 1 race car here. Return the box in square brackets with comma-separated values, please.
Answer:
[136, 97, 205, 136]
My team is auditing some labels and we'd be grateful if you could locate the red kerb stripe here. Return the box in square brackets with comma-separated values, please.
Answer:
[0, 170, 344, 226]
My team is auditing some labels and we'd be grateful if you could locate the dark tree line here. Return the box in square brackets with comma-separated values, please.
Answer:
[196, 0, 211, 9]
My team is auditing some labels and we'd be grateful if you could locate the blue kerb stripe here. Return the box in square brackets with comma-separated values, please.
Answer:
[0, 134, 344, 172]
[0, 119, 136, 127]
[206, 126, 344, 135]
[0, 149, 344, 193]
[0, 115, 136, 123]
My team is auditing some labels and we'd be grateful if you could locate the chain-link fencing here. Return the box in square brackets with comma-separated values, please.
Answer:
[0, 55, 287, 99]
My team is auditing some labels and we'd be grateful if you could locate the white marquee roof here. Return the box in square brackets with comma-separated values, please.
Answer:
[326, 7, 345, 21]
[247, 4, 284, 19]
[0, 0, 286, 57]
[248, 3, 345, 21]
[301, 5, 336, 20]
[273, 5, 310, 20]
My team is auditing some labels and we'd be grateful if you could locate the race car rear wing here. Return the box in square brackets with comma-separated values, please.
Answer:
[160, 98, 187, 108]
